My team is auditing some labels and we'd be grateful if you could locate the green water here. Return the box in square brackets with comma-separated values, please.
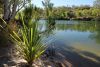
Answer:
[55, 21, 100, 55]
[40, 20, 100, 63]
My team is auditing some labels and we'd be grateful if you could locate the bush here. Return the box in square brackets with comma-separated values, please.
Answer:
[9, 17, 46, 66]
[0, 20, 18, 47]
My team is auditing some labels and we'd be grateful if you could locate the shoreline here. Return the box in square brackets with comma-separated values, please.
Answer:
[40, 18, 100, 21]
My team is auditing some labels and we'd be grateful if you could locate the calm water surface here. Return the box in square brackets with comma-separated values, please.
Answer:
[39, 20, 100, 60]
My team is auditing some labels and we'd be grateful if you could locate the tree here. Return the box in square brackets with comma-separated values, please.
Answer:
[92, 8, 100, 20]
[42, 0, 55, 26]
[0, 0, 3, 17]
[54, 6, 70, 19]
[75, 10, 83, 18]
[93, 0, 100, 8]
[67, 11, 75, 18]
[73, 5, 91, 10]
[1, 0, 31, 22]
[42, 0, 54, 18]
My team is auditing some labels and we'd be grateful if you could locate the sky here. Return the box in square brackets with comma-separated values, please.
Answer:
[32, 0, 94, 7]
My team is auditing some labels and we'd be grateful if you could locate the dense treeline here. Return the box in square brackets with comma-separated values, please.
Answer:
[39, 0, 100, 21]
[39, 5, 100, 21]
[0, 0, 100, 21]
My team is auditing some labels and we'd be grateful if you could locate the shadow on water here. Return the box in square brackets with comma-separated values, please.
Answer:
[40, 20, 100, 67]
[42, 40, 100, 67]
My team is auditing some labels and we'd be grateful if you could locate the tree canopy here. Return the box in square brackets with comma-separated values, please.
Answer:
[1, 0, 31, 22]
[93, 0, 100, 8]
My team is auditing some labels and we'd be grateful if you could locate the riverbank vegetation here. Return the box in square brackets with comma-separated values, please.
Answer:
[0, 0, 100, 67]
[39, 4, 100, 21]
[0, 0, 100, 21]
[42, 0, 100, 21]
[0, 0, 55, 66]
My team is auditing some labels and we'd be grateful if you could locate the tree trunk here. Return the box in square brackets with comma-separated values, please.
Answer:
[3, 0, 17, 22]
[3, 0, 28, 22]
[10, 0, 17, 20]
[3, 0, 9, 21]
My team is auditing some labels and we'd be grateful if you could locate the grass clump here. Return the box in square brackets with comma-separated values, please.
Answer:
[0, 16, 47, 67]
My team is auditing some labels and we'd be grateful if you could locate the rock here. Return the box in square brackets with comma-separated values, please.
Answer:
[3, 64, 8, 67]
[47, 65, 52, 67]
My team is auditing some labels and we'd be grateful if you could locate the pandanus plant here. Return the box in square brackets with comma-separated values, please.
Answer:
[0, 17, 47, 67]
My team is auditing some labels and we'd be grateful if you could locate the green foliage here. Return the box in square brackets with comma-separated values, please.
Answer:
[75, 10, 83, 17]
[92, 8, 100, 17]
[32, 6, 42, 20]
[17, 4, 42, 27]
[42, 0, 55, 26]
[42, 0, 54, 18]
[93, 0, 100, 9]
[11, 18, 46, 66]
[40, 5, 100, 21]
[0, 16, 46, 66]
[22, 4, 34, 25]
[53, 7, 70, 19]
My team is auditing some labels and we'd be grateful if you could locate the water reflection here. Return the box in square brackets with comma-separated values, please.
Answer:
[56, 21, 99, 32]
[39, 20, 56, 37]
[40, 20, 100, 66]
[45, 21, 55, 37]
[55, 21, 100, 44]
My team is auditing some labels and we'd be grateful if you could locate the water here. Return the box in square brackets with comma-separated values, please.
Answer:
[55, 21, 100, 56]
[39, 20, 100, 64]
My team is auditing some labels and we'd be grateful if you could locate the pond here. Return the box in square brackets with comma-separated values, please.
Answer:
[39, 20, 100, 66]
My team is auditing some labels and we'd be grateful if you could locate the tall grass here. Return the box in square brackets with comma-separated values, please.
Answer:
[0, 16, 47, 66]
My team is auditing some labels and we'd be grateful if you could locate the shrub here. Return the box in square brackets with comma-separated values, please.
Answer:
[0, 17, 47, 67]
